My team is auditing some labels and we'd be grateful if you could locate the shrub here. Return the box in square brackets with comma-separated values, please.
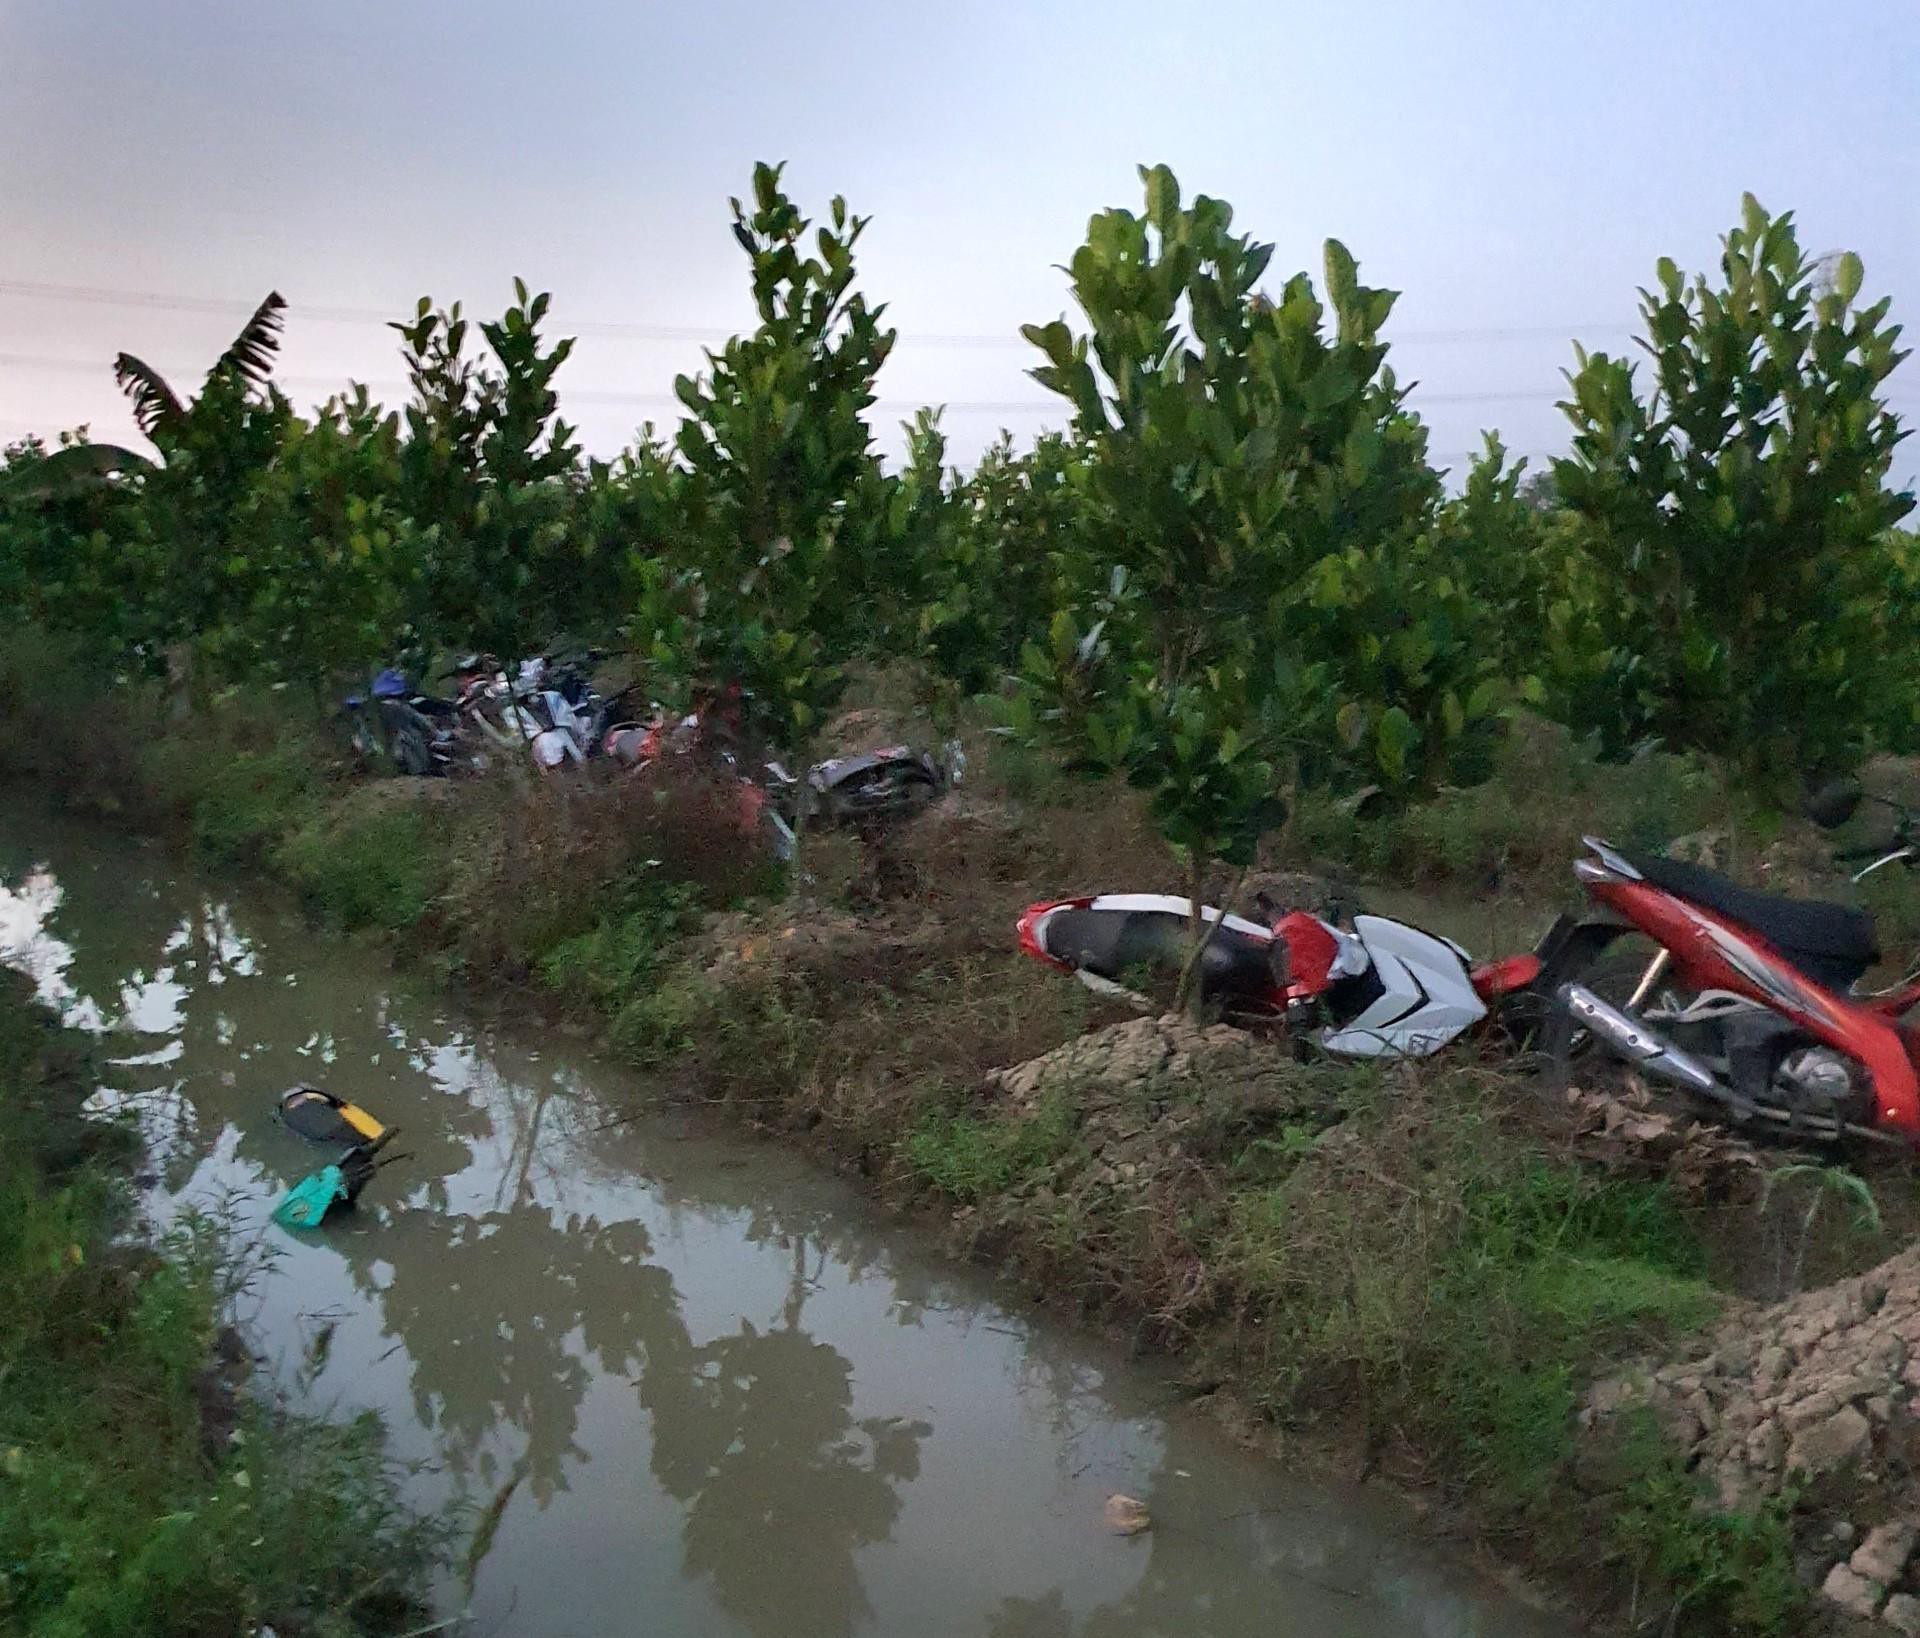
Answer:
[277, 797, 445, 932]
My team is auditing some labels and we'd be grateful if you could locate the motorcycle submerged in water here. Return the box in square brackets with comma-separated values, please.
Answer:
[1017, 891, 1547, 1058]
[1550, 784, 1920, 1148]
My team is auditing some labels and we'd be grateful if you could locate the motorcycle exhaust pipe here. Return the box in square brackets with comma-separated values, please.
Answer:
[1557, 983, 1720, 1096]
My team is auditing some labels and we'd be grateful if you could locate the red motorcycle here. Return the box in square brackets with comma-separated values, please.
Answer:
[1552, 785, 1920, 1147]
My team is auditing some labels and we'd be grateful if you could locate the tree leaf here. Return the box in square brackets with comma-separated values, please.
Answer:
[1833, 251, 1863, 306]
[113, 354, 186, 439]
[209, 291, 288, 390]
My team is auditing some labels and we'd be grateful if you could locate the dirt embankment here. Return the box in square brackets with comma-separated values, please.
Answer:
[1590, 1246, 1920, 1632]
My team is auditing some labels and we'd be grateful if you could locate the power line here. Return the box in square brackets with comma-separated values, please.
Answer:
[0, 350, 1604, 410]
[6, 351, 1912, 426]
[0, 275, 1637, 348]
[7, 346, 1911, 419]
[0, 351, 1051, 413]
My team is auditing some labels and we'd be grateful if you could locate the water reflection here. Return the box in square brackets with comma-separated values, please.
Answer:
[0, 797, 1559, 1638]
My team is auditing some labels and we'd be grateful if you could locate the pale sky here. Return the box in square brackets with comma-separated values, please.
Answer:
[3, 0, 1915, 475]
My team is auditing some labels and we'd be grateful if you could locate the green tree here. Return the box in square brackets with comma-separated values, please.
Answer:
[392, 282, 587, 658]
[239, 387, 422, 698]
[104, 294, 296, 682]
[633, 161, 896, 767]
[917, 429, 1086, 700]
[0, 432, 147, 650]
[1860, 525, 1920, 755]
[1553, 195, 1914, 789]
[1011, 165, 1438, 1004]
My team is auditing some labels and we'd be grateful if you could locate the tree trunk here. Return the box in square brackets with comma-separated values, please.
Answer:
[783, 781, 811, 901]
[1172, 855, 1249, 1020]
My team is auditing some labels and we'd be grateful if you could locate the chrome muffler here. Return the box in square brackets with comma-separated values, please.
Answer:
[1557, 983, 1720, 1096]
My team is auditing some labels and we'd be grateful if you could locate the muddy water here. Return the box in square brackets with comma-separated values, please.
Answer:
[0, 794, 1564, 1638]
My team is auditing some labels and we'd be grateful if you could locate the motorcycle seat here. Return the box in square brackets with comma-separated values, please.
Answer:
[1042, 907, 1276, 1000]
[1624, 850, 1879, 990]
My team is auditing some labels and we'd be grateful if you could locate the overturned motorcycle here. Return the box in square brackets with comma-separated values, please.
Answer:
[766, 743, 963, 829]
[1017, 891, 1549, 1058]
[1549, 784, 1920, 1149]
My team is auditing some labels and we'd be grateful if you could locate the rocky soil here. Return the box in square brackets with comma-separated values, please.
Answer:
[1589, 1243, 1920, 1630]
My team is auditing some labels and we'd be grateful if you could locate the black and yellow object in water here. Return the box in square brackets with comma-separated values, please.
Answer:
[277, 1085, 387, 1146]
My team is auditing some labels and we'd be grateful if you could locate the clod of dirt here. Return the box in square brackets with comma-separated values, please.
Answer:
[897, 792, 1041, 886]
[1232, 869, 1355, 921]
[688, 905, 871, 983]
[1586, 1239, 1920, 1628]
[1104, 1493, 1152, 1535]
[1666, 828, 1732, 868]
[818, 706, 925, 760]
[989, 1015, 1250, 1106]
[987, 1015, 1339, 1135]
[963, 1017, 1345, 1335]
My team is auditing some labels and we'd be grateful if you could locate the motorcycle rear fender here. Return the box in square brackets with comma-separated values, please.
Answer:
[1470, 953, 1543, 1001]
[1016, 894, 1273, 974]
[1017, 897, 1090, 972]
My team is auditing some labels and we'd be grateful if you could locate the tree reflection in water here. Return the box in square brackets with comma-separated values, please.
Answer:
[643, 1237, 931, 1638]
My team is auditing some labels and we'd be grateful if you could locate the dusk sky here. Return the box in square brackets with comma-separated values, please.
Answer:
[4, 0, 1915, 474]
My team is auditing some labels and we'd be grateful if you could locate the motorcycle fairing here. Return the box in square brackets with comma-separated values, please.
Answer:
[1317, 916, 1488, 1057]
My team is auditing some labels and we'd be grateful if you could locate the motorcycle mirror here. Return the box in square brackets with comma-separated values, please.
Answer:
[1804, 777, 1864, 830]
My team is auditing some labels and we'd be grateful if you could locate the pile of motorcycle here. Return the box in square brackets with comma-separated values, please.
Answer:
[1016, 778, 1920, 1156]
[340, 650, 963, 859]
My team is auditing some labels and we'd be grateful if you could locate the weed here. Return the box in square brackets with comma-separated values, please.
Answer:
[1612, 1414, 1804, 1634]
[539, 865, 708, 1067]
[905, 1091, 1077, 1202]
[609, 968, 717, 1065]
[277, 795, 446, 932]
[1747, 1162, 1888, 1300]
[1210, 1072, 1719, 1512]
[1289, 715, 1726, 892]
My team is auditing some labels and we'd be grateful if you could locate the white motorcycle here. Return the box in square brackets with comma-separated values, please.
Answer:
[1016, 890, 1551, 1058]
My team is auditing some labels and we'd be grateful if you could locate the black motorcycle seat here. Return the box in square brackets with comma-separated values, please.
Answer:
[1624, 850, 1879, 989]
[1043, 907, 1275, 999]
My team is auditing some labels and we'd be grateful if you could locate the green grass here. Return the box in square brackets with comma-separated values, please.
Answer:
[1197, 1068, 1799, 1630]
[0, 972, 446, 1636]
[905, 1092, 1077, 1202]
[1611, 1415, 1805, 1634]
[277, 799, 447, 933]
[178, 744, 324, 865]
[537, 872, 698, 1009]
[608, 967, 718, 1066]
[1437, 1163, 1718, 1502]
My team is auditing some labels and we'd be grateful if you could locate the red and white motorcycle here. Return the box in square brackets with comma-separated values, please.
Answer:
[1016, 891, 1546, 1058]
[1550, 783, 1920, 1147]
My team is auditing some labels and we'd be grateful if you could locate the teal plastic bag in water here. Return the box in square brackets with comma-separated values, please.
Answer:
[272, 1164, 347, 1231]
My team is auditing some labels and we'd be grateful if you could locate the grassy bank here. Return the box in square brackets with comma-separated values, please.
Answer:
[0, 969, 446, 1637]
[11, 631, 1917, 1634]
